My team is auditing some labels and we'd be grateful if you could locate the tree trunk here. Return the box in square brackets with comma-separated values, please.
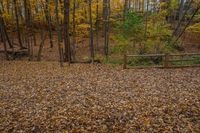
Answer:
[124, 0, 128, 21]
[89, 0, 94, 63]
[55, 0, 64, 67]
[64, 0, 71, 64]
[95, 0, 99, 51]
[179, 0, 185, 22]
[0, 8, 13, 49]
[24, 0, 29, 26]
[45, 0, 54, 48]
[0, 19, 9, 60]
[173, 0, 193, 36]
[144, 0, 149, 40]
[103, 0, 110, 57]
[37, 31, 47, 61]
[72, 0, 76, 61]
[13, 0, 24, 49]
[102, 0, 107, 37]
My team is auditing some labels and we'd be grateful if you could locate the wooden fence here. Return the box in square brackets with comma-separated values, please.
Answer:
[123, 53, 200, 69]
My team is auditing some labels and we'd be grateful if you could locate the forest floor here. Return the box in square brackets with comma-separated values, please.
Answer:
[0, 34, 107, 62]
[0, 32, 200, 62]
[0, 61, 200, 132]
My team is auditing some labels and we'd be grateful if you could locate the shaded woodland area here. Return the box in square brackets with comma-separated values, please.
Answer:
[0, 0, 200, 132]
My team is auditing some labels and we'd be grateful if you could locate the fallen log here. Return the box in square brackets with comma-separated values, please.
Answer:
[0, 49, 28, 59]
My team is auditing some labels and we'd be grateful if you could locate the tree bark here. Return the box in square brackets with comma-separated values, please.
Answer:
[64, 0, 71, 64]
[45, 0, 54, 48]
[37, 32, 47, 61]
[55, 0, 64, 67]
[0, 8, 13, 48]
[13, 0, 24, 49]
[95, 0, 99, 51]
[179, 0, 185, 22]
[89, 0, 94, 63]
[0, 19, 9, 60]
[124, 0, 128, 21]
[144, 0, 149, 40]
[72, 0, 76, 61]
[103, 0, 110, 57]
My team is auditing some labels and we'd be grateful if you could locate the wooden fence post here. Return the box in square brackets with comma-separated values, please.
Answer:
[123, 54, 127, 69]
[164, 53, 170, 68]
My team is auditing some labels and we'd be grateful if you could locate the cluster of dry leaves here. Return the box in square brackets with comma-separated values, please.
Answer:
[0, 61, 200, 132]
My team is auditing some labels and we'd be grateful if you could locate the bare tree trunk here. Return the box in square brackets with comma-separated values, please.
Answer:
[103, 0, 110, 57]
[95, 0, 99, 51]
[89, 0, 94, 63]
[37, 31, 47, 61]
[4, 27, 13, 49]
[64, 0, 71, 64]
[24, 0, 29, 27]
[102, 0, 107, 37]
[0, 8, 13, 49]
[24, 0, 34, 61]
[55, 0, 64, 67]
[144, 0, 149, 40]
[72, 0, 76, 61]
[173, 0, 193, 36]
[124, 0, 128, 21]
[13, 0, 24, 49]
[0, 31, 3, 43]
[0, 19, 9, 60]
[179, 0, 185, 22]
[1, 19, 13, 48]
[45, 0, 54, 48]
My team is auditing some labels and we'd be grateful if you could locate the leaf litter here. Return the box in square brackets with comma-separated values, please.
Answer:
[0, 61, 200, 132]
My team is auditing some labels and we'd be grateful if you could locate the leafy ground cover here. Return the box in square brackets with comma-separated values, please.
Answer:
[0, 61, 200, 132]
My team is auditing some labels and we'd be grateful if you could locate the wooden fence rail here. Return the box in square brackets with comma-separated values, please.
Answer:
[123, 53, 200, 69]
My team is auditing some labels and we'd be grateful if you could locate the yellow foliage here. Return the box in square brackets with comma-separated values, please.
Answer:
[187, 22, 200, 33]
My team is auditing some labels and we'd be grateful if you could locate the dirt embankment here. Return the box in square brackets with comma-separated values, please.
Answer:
[182, 32, 200, 52]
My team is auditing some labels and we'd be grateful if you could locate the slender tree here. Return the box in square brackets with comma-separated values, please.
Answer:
[64, 0, 71, 64]
[55, 0, 64, 67]
[103, 0, 110, 57]
[44, 0, 54, 48]
[13, 0, 24, 49]
[0, 15, 9, 60]
[89, 0, 94, 63]
[144, 0, 149, 40]
[124, 0, 129, 21]
[95, 0, 99, 51]
[72, 0, 76, 61]
[0, 6, 13, 49]
[173, 0, 193, 36]
[173, 4, 200, 44]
